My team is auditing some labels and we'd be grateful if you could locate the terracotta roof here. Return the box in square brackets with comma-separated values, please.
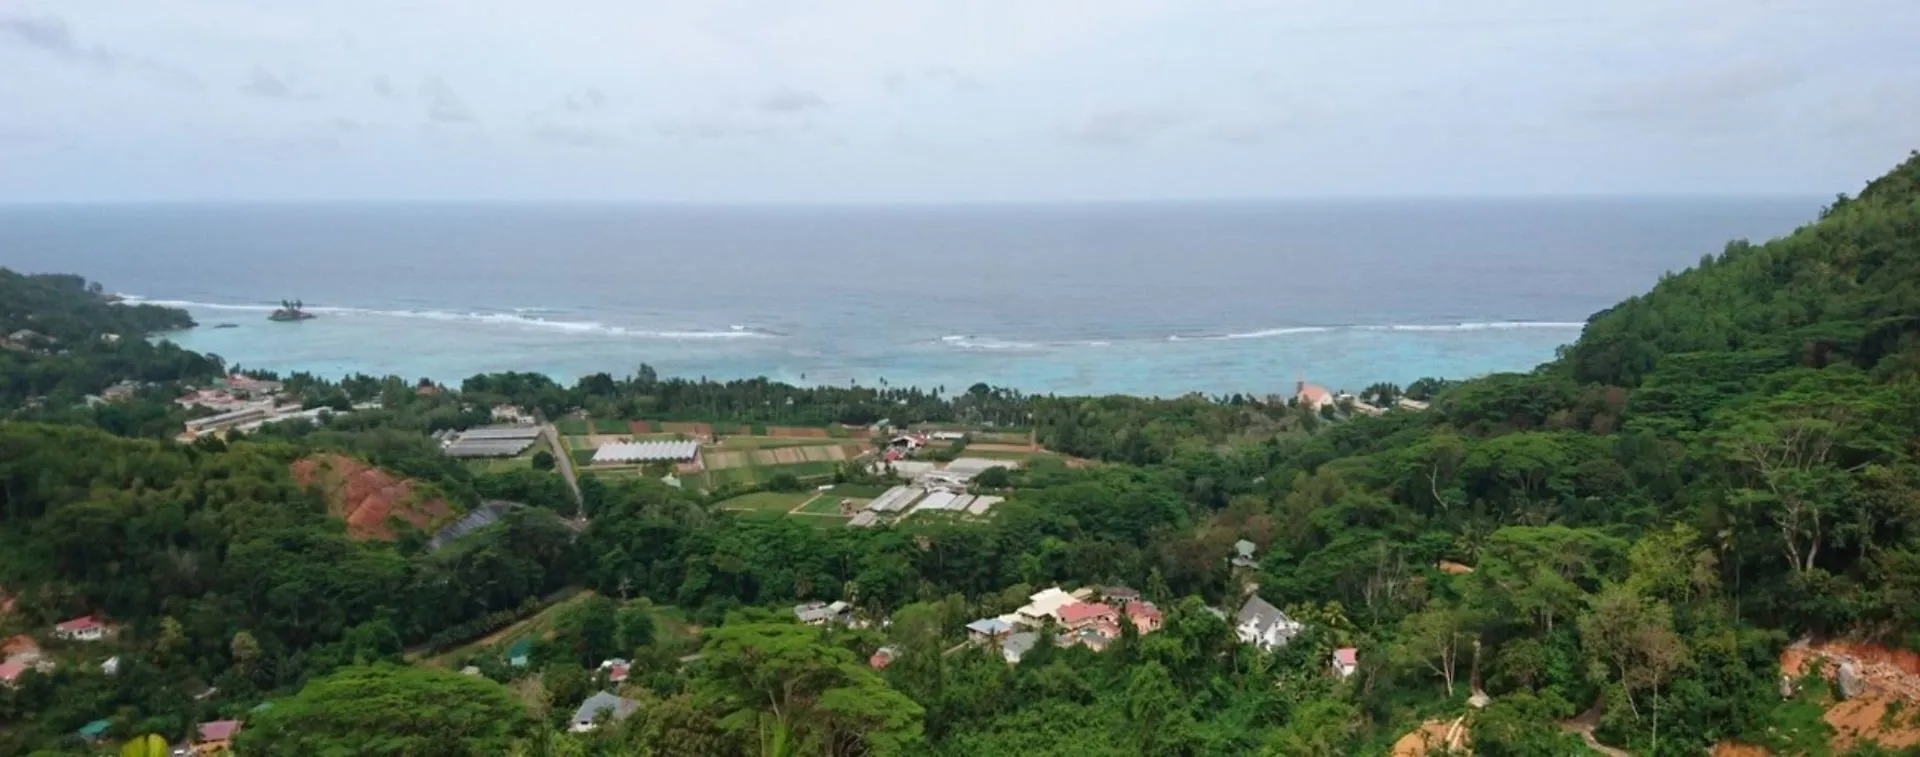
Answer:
[198, 720, 243, 742]
[0, 658, 27, 684]
[1057, 602, 1117, 624]
[55, 616, 101, 632]
[1127, 602, 1164, 622]
[1335, 648, 1359, 666]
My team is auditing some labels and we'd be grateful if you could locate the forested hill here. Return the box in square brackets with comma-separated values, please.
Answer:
[1567, 151, 1920, 387]
[0, 270, 219, 408]
[1, 156, 1919, 756]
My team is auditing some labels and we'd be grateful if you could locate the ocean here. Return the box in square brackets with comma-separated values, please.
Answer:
[0, 199, 1815, 397]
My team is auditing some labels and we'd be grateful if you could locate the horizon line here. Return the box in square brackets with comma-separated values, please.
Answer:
[0, 192, 1827, 208]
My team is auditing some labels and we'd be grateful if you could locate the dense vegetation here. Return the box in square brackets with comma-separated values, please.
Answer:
[2, 153, 1919, 755]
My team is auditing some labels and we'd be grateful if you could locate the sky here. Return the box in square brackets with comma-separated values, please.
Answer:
[2, 0, 1917, 202]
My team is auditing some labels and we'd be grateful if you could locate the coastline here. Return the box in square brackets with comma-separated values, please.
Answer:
[156, 299, 1583, 397]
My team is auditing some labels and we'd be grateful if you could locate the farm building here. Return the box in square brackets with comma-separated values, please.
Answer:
[442, 425, 541, 458]
[591, 440, 701, 466]
[862, 486, 921, 514]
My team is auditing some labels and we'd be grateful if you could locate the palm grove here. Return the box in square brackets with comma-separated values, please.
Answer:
[0, 154, 1917, 755]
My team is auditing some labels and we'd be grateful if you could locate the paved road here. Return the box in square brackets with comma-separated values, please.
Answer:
[541, 422, 584, 511]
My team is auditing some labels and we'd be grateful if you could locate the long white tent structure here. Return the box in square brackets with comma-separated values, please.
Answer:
[592, 440, 701, 465]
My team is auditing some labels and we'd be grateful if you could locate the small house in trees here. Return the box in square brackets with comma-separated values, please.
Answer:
[53, 615, 114, 642]
[1057, 602, 1119, 632]
[1235, 595, 1302, 651]
[1125, 602, 1164, 634]
[192, 720, 243, 755]
[570, 691, 640, 733]
[793, 601, 851, 626]
[508, 639, 531, 668]
[869, 646, 899, 670]
[1000, 632, 1040, 664]
[966, 618, 1012, 644]
[1332, 648, 1359, 678]
[75, 719, 111, 744]
[1230, 540, 1260, 569]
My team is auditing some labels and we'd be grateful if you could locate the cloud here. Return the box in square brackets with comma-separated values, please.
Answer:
[757, 87, 828, 114]
[531, 124, 620, 148]
[883, 67, 982, 94]
[653, 121, 783, 142]
[1, 12, 200, 88]
[419, 76, 476, 123]
[0, 14, 102, 64]
[1063, 107, 1186, 147]
[1584, 60, 1805, 131]
[331, 118, 361, 132]
[242, 66, 296, 99]
[563, 88, 607, 112]
[369, 75, 394, 98]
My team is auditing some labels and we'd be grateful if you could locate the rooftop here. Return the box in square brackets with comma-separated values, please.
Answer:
[198, 720, 243, 742]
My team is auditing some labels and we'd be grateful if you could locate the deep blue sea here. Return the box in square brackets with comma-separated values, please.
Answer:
[0, 200, 1815, 397]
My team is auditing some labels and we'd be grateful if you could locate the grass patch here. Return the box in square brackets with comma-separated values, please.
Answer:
[765, 460, 836, 479]
[413, 589, 592, 668]
[715, 437, 842, 449]
[464, 457, 528, 474]
[963, 448, 1046, 461]
[554, 418, 589, 436]
[823, 483, 892, 498]
[592, 418, 630, 434]
[799, 495, 856, 515]
[716, 491, 814, 513]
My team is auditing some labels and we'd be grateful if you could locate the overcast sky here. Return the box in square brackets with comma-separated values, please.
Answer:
[2, 0, 1917, 202]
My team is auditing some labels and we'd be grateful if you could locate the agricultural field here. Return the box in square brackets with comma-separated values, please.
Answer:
[715, 491, 816, 513]
[798, 494, 863, 515]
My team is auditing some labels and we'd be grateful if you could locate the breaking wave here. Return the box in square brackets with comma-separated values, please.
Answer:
[119, 296, 774, 340]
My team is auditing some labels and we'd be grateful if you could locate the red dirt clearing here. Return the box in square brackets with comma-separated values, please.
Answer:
[1781, 638, 1920, 753]
[627, 421, 651, 435]
[292, 454, 456, 541]
[766, 426, 829, 438]
[1391, 718, 1468, 756]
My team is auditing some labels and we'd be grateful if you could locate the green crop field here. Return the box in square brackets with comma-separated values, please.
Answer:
[554, 418, 589, 436]
[716, 491, 814, 513]
[823, 483, 892, 498]
[798, 495, 856, 515]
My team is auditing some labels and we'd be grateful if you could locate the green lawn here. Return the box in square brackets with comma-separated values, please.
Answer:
[822, 483, 892, 498]
[716, 491, 815, 513]
[592, 418, 631, 434]
[412, 589, 590, 668]
[798, 494, 854, 515]
[962, 448, 1047, 461]
[554, 418, 589, 436]
[714, 437, 843, 449]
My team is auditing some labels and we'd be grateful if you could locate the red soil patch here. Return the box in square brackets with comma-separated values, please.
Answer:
[1391, 718, 1469, 756]
[1781, 638, 1920, 752]
[766, 426, 829, 438]
[1437, 560, 1476, 575]
[628, 421, 652, 435]
[1711, 744, 1771, 756]
[3, 635, 39, 658]
[291, 454, 456, 541]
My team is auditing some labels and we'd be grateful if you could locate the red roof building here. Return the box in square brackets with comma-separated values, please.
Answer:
[1332, 647, 1359, 678]
[1057, 602, 1118, 630]
[53, 616, 113, 641]
[0, 658, 27, 687]
[869, 646, 899, 670]
[1125, 602, 1164, 634]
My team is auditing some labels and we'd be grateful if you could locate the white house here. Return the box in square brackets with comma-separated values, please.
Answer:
[570, 691, 640, 733]
[1234, 596, 1303, 651]
[1015, 588, 1078, 627]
